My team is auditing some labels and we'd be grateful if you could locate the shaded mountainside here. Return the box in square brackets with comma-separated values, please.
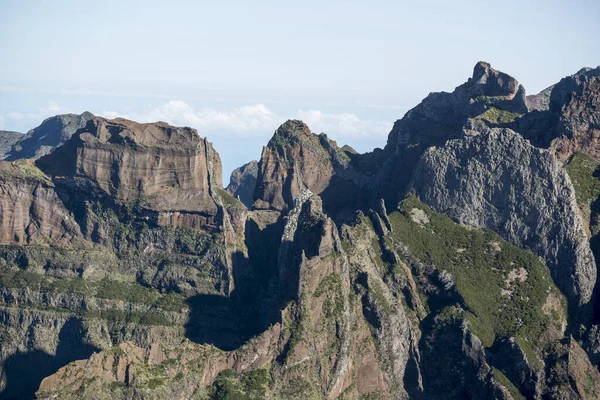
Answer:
[4, 112, 95, 161]
[2, 61, 600, 399]
[0, 131, 23, 160]
[226, 160, 258, 208]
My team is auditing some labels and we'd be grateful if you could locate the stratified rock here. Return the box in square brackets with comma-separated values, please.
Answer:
[0, 160, 82, 245]
[36, 116, 223, 231]
[5, 112, 94, 160]
[409, 127, 596, 309]
[0, 131, 23, 160]
[226, 160, 258, 208]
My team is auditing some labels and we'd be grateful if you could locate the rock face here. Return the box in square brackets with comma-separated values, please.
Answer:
[409, 127, 596, 309]
[0, 160, 82, 245]
[36, 117, 224, 232]
[517, 67, 600, 161]
[0, 131, 23, 160]
[371, 62, 528, 205]
[526, 85, 554, 112]
[226, 160, 258, 208]
[5, 112, 94, 161]
[253, 120, 367, 221]
[0, 117, 243, 398]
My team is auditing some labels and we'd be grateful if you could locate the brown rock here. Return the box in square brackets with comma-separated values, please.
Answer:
[0, 160, 81, 245]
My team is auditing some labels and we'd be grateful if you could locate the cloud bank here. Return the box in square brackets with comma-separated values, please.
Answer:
[101, 100, 391, 139]
[1, 100, 392, 144]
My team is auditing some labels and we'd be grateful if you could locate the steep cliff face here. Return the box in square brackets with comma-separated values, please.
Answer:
[5, 112, 94, 161]
[4, 60, 600, 400]
[226, 159, 258, 208]
[0, 118, 242, 399]
[37, 117, 222, 220]
[0, 160, 82, 245]
[409, 127, 595, 310]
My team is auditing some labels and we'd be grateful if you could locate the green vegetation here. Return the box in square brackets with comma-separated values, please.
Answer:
[479, 107, 523, 123]
[209, 368, 271, 400]
[0, 269, 186, 326]
[279, 376, 319, 400]
[0, 159, 52, 184]
[0, 269, 90, 294]
[492, 367, 526, 400]
[389, 196, 560, 347]
[314, 273, 344, 318]
[96, 278, 159, 305]
[566, 153, 600, 207]
[216, 188, 244, 209]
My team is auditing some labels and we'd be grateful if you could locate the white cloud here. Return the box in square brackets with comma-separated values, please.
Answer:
[296, 109, 390, 138]
[100, 100, 391, 139]
[2, 100, 391, 142]
[101, 101, 280, 136]
[1, 102, 72, 132]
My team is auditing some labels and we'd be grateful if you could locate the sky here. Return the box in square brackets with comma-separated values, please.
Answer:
[1, 0, 599, 184]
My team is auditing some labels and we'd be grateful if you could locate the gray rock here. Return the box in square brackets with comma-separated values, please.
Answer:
[526, 85, 554, 112]
[409, 127, 596, 308]
[0, 131, 23, 160]
[226, 160, 258, 208]
[5, 112, 94, 161]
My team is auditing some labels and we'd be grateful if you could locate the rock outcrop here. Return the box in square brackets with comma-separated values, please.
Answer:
[5, 112, 94, 161]
[226, 159, 258, 208]
[0, 160, 82, 245]
[409, 127, 596, 309]
[36, 116, 224, 232]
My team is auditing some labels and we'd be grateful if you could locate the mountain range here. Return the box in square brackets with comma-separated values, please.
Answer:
[0, 61, 599, 399]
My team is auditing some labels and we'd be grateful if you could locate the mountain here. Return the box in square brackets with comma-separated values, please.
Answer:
[226, 160, 258, 208]
[2, 62, 600, 399]
[0, 131, 23, 160]
[4, 112, 95, 161]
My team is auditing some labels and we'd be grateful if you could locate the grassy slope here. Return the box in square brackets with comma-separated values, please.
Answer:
[388, 196, 563, 347]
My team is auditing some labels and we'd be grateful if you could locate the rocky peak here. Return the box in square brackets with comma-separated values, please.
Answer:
[409, 126, 596, 310]
[253, 119, 362, 214]
[5, 111, 94, 161]
[374, 62, 529, 209]
[467, 61, 525, 103]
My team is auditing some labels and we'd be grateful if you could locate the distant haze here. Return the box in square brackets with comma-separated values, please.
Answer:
[1, 0, 599, 183]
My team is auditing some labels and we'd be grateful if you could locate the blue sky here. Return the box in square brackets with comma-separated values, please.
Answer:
[1, 0, 599, 183]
